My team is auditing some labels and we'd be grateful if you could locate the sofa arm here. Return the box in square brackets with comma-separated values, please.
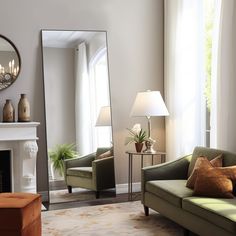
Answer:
[142, 154, 192, 182]
[141, 154, 191, 204]
[63, 152, 96, 170]
[92, 156, 115, 190]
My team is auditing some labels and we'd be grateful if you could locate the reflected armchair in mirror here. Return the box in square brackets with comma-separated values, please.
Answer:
[63, 147, 115, 198]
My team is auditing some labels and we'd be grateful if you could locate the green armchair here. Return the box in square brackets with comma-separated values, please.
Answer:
[63, 147, 115, 198]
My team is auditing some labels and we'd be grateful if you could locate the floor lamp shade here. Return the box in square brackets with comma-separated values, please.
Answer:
[96, 106, 111, 126]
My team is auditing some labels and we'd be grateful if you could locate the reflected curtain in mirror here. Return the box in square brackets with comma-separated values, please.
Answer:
[75, 42, 92, 156]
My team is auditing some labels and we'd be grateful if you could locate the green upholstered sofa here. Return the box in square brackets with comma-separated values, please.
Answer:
[141, 146, 236, 236]
[63, 147, 115, 198]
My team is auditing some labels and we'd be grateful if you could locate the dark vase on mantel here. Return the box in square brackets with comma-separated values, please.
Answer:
[18, 94, 30, 122]
[3, 99, 15, 122]
[135, 142, 143, 153]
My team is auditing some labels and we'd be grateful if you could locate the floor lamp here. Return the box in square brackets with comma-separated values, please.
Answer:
[130, 91, 169, 153]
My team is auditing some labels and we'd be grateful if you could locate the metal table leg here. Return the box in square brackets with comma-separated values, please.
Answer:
[128, 154, 131, 200]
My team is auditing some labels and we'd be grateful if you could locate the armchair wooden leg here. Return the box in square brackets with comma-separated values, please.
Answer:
[95, 191, 100, 199]
[67, 186, 72, 193]
[144, 205, 149, 216]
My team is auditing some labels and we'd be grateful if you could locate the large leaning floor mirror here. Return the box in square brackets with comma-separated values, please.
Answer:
[41, 30, 116, 204]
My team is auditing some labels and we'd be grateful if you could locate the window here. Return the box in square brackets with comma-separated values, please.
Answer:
[204, 0, 217, 147]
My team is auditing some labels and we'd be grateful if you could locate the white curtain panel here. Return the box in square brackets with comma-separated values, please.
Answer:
[164, 0, 206, 160]
[75, 42, 93, 156]
[210, 0, 236, 151]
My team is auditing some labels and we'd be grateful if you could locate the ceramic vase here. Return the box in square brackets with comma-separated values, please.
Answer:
[135, 142, 143, 153]
[3, 99, 15, 122]
[18, 94, 30, 122]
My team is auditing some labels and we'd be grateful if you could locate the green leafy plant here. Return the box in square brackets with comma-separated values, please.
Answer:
[125, 123, 147, 145]
[49, 143, 78, 177]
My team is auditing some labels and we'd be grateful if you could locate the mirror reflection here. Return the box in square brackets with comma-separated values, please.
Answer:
[0, 35, 20, 90]
[42, 30, 115, 204]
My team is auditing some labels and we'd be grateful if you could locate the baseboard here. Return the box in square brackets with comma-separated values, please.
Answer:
[116, 182, 141, 194]
[39, 191, 49, 202]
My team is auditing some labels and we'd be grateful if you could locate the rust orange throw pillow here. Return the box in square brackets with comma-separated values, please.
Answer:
[186, 155, 223, 189]
[193, 168, 235, 198]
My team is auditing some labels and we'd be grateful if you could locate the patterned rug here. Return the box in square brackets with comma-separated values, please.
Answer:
[42, 201, 183, 236]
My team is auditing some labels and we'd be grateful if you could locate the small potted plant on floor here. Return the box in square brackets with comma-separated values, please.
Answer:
[49, 143, 78, 178]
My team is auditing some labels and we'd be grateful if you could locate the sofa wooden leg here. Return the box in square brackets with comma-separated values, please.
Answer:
[95, 191, 100, 199]
[183, 228, 189, 236]
[144, 205, 149, 216]
[67, 186, 72, 193]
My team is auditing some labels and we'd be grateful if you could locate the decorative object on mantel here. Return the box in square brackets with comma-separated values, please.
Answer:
[2, 99, 15, 122]
[125, 123, 147, 153]
[0, 35, 21, 91]
[18, 94, 30, 122]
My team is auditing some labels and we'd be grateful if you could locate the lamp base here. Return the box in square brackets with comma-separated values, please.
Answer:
[143, 138, 156, 153]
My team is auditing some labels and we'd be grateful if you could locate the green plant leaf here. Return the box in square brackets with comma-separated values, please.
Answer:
[49, 143, 78, 177]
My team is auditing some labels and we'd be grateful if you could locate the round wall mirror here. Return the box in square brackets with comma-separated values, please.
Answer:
[0, 35, 21, 91]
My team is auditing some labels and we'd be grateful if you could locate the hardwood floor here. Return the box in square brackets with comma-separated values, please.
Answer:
[43, 192, 141, 211]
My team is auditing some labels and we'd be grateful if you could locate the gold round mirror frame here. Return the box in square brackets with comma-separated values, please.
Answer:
[0, 34, 21, 91]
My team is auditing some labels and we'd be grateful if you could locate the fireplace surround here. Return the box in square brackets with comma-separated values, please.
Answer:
[0, 122, 39, 193]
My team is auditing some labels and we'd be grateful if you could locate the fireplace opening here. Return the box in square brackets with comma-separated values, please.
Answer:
[0, 150, 11, 192]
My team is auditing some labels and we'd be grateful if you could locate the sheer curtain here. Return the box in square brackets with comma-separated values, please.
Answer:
[210, 0, 236, 151]
[75, 42, 93, 156]
[165, 0, 205, 160]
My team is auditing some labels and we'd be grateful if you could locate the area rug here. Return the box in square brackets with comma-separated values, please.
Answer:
[49, 188, 115, 204]
[42, 201, 183, 236]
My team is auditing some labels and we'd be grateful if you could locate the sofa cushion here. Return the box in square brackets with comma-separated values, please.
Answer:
[186, 155, 223, 189]
[182, 197, 236, 234]
[193, 172, 234, 198]
[186, 156, 222, 189]
[146, 180, 193, 208]
[188, 147, 236, 177]
[67, 167, 92, 178]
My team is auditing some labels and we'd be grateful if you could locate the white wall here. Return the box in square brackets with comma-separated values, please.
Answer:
[0, 0, 164, 192]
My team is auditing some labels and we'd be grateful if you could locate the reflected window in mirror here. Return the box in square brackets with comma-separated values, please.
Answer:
[90, 48, 111, 148]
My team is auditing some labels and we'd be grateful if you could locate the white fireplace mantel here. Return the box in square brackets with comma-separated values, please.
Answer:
[0, 122, 40, 193]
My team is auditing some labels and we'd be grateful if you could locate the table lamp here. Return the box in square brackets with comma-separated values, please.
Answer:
[130, 90, 169, 153]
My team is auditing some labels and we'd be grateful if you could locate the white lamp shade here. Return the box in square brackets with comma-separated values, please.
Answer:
[96, 106, 111, 126]
[130, 91, 169, 117]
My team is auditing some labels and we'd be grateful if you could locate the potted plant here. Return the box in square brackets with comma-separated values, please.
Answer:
[49, 143, 78, 178]
[125, 124, 147, 152]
